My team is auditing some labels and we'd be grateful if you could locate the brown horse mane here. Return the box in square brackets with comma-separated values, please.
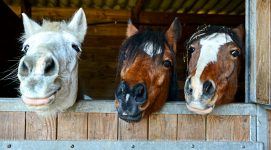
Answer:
[117, 29, 179, 101]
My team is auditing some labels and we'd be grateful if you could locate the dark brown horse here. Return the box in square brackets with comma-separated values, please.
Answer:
[184, 25, 244, 114]
[115, 18, 182, 122]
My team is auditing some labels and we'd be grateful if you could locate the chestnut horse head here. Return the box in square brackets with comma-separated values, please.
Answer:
[115, 18, 182, 122]
[184, 25, 244, 114]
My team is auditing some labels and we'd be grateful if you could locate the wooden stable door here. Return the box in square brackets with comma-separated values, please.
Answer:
[247, 0, 271, 104]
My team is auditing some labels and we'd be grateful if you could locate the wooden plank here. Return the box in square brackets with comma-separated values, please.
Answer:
[256, 0, 271, 104]
[206, 115, 250, 141]
[177, 114, 206, 140]
[88, 113, 118, 140]
[148, 114, 177, 140]
[0, 112, 25, 140]
[57, 112, 88, 140]
[118, 117, 148, 140]
[25, 112, 56, 140]
[9, 6, 244, 26]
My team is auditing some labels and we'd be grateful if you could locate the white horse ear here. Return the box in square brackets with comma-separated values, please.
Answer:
[22, 13, 41, 37]
[68, 8, 87, 43]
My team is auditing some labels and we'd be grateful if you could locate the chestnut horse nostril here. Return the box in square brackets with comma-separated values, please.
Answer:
[185, 77, 193, 95]
[133, 83, 147, 104]
[116, 81, 129, 100]
[203, 80, 215, 96]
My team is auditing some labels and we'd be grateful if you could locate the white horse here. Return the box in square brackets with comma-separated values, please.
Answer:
[18, 8, 87, 117]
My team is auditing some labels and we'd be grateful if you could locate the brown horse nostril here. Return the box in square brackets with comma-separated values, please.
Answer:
[203, 80, 215, 96]
[133, 83, 147, 104]
[185, 77, 193, 95]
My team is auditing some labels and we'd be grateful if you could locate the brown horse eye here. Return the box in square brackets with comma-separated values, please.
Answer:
[23, 44, 29, 52]
[230, 50, 240, 57]
[72, 44, 81, 52]
[163, 60, 172, 68]
[188, 47, 195, 53]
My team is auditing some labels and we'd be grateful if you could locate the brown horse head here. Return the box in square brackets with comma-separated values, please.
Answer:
[115, 18, 182, 122]
[184, 25, 244, 114]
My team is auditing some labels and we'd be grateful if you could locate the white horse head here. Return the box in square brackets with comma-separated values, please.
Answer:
[18, 8, 87, 117]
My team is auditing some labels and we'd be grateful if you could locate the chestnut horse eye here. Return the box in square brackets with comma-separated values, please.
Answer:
[230, 50, 240, 57]
[163, 60, 172, 68]
[23, 44, 29, 52]
[188, 47, 195, 53]
[72, 44, 81, 52]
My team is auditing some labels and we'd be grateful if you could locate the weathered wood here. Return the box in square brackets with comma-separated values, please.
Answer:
[177, 114, 206, 140]
[25, 112, 56, 140]
[9, 6, 244, 26]
[57, 112, 88, 140]
[88, 113, 118, 140]
[148, 114, 177, 140]
[0, 112, 25, 140]
[118, 117, 148, 140]
[256, 0, 271, 104]
[206, 115, 250, 141]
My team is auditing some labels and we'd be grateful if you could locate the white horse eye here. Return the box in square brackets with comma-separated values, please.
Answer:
[23, 44, 29, 52]
[72, 44, 81, 52]
[230, 50, 240, 57]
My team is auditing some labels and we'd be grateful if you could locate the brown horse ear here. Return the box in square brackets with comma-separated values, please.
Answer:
[166, 18, 182, 53]
[126, 19, 138, 37]
[232, 24, 245, 41]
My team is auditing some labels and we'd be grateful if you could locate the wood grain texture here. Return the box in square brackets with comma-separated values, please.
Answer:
[88, 113, 118, 140]
[57, 112, 88, 140]
[177, 114, 206, 140]
[25, 112, 56, 140]
[256, 0, 271, 104]
[118, 117, 148, 140]
[206, 115, 250, 141]
[148, 114, 177, 140]
[0, 112, 25, 140]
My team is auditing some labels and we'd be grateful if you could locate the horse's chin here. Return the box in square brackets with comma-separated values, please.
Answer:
[186, 103, 214, 115]
[118, 112, 143, 123]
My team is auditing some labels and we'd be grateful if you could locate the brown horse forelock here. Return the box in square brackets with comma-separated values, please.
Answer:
[189, 41, 241, 105]
[120, 45, 175, 116]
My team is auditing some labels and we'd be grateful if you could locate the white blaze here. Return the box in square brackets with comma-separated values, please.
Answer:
[143, 42, 162, 57]
[191, 33, 233, 100]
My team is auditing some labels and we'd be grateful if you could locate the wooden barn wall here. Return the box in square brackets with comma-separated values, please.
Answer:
[5, 6, 245, 100]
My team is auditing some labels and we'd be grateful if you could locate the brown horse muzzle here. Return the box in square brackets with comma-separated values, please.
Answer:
[115, 81, 147, 122]
[184, 76, 216, 114]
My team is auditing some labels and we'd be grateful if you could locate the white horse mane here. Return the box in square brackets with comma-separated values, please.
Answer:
[18, 8, 87, 117]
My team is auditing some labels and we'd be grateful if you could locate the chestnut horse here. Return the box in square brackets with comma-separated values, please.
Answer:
[115, 18, 182, 122]
[184, 25, 244, 114]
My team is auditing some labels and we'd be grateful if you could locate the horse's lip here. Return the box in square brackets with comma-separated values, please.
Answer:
[186, 103, 214, 115]
[21, 88, 60, 106]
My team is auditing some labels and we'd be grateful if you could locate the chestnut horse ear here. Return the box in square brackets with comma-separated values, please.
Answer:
[232, 24, 245, 42]
[126, 19, 138, 37]
[165, 18, 182, 53]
